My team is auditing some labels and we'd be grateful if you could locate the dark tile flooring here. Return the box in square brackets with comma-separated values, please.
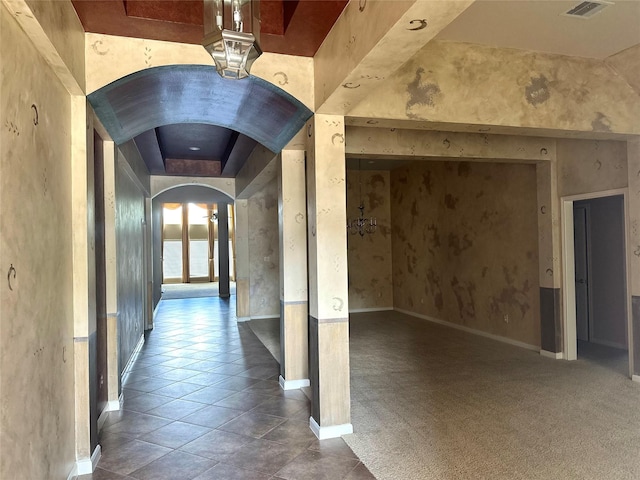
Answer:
[80, 296, 374, 480]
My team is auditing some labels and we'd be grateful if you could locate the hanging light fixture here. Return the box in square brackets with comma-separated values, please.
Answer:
[347, 160, 377, 237]
[202, 0, 262, 80]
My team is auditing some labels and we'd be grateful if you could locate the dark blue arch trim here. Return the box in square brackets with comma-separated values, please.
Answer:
[88, 65, 313, 152]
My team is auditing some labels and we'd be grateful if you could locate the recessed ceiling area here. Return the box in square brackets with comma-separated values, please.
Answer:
[436, 0, 640, 59]
[71, 0, 348, 56]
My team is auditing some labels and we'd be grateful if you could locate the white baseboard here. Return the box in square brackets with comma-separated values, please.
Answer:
[250, 315, 280, 320]
[633, 375, 640, 383]
[349, 307, 393, 314]
[98, 407, 109, 431]
[279, 375, 310, 391]
[236, 316, 251, 322]
[122, 334, 145, 375]
[395, 308, 539, 352]
[76, 445, 101, 475]
[540, 350, 564, 360]
[106, 392, 124, 412]
[310, 417, 353, 440]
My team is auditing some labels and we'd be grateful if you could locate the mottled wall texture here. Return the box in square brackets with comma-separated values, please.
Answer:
[0, 7, 76, 479]
[347, 169, 393, 310]
[557, 139, 628, 196]
[249, 178, 280, 318]
[115, 152, 147, 383]
[392, 161, 541, 346]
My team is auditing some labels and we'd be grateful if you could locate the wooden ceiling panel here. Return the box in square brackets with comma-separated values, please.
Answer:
[123, 0, 203, 25]
[72, 0, 347, 56]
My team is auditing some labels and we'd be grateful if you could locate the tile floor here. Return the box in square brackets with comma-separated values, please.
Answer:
[80, 297, 373, 480]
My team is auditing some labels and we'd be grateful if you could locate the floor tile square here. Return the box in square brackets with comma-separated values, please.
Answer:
[180, 429, 254, 460]
[129, 450, 216, 480]
[192, 463, 271, 480]
[222, 439, 307, 475]
[145, 399, 207, 420]
[151, 381, 205, 398]
[102, 412, 172, 437]
[138, 421, 211, 449]
[181, 405, 244, 428]
[218, 412, 287, 438]
[274, 450, 360, 480]
[123, 393, 174, 413]
[182, 386, 238, 404]
[97, 439, 171, 475]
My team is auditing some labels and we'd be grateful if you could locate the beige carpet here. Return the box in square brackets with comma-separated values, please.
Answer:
[250, 310, 640, 480]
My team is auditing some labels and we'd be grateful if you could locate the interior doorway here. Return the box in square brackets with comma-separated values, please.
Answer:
[161, 202, 236, 284]
[562, 190, 633, 377]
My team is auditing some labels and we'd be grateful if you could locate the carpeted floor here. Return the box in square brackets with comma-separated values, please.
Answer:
[161, 282, 236, 300]
[252, 310, 640, 480]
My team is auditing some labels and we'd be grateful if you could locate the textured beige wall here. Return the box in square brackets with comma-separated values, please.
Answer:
[392, 160, 540, 346]
[557, 139, 628, 197]
[351, 41, 640, 136]
[85, 33, 314, 109]
[347, 169, 392, 310]
[0, 6, 76, 478]
[248, 178, 280, 317]
[606, 44, 640, 97]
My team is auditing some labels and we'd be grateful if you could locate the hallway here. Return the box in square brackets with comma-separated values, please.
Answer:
[80, 297, 373, 480]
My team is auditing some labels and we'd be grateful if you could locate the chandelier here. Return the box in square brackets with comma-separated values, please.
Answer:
[347, 160, 377, 237]
[202, 0, 262, 79]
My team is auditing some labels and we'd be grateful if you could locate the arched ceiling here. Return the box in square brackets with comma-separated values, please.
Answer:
[88, 65, 312, 177]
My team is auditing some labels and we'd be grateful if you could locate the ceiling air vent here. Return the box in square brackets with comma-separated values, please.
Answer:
[563, 1, 613, 18]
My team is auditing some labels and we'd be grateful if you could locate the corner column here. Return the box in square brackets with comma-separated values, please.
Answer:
[278, 150, 309, 390]
[536, 160, 563, 358]
[305, 114, 352, 439]
[235, 199, 250, 320]
[218, 202, 230, 299]
[627, 140, 640, 382]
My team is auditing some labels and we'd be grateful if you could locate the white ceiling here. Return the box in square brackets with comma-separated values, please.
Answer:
[436, 0, 640, 59]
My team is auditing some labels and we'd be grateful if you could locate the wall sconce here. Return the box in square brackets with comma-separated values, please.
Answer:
[202, 0, 262, 79]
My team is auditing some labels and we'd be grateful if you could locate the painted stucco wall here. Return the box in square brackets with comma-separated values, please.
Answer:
[557, 139, 628, 197]
[347, 169, 393, 311]
[0, 6, 75, 478]
[115, 150, 147, 381]
[391, 160, 541, 346]
[248, 178, 280, 318]
[351, 41, 640, 137]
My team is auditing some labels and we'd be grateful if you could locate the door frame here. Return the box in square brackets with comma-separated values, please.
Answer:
[560, 188, 633, 378]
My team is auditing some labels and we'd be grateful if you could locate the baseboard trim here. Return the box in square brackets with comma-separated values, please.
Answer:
[310, 417, 353, 440]
[632, 375, 640, 383]
[279, 375, 310, 391]
[76, 445, 101, 475]
[250, 315, 280, 320]
[98, 407, 109, 431]
[540, 350, 564, 360]
[236, 316, 251, 322]
[106, 392, 124, 412]
[349, 307, 393, 314]
[121, 335, 145, 385]
[394, 308, 539, 352]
